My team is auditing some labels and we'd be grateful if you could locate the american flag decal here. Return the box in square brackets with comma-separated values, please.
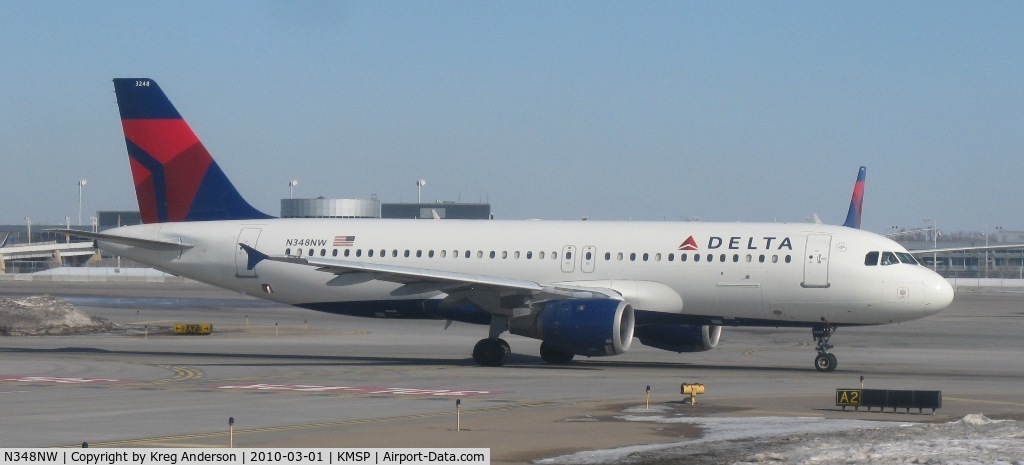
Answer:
[334, 235, 355, 247]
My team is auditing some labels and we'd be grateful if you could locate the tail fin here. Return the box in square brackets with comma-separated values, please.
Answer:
[842, 166, 866, 229]
[112, 78, 271, 223]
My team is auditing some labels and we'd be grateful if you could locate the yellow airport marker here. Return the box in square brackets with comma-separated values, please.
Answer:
[681, 383, 705, 406]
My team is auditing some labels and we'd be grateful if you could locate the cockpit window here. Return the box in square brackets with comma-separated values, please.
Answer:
[880, 251, 899, 266]
[864, 251, 879, 266]
[896, 252, 919, 265]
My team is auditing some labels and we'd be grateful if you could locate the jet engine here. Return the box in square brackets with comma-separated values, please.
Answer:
[509, 298, 635, 356]
[635, 324, 722, 353]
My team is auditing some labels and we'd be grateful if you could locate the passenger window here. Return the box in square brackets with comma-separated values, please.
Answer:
[529, 251, 535, 259]
[368, 249, 374, 257]
[332, 249, 338, 257]
[758, 255, 765, 263]
[502, 251, 508, 259]
[553, 252, 558, 259]
[694, 254, 700, 262]
[617, 252, 623, 261]
[392, 250, 398, 257]
[707, 254, 714, 262]
[440, 250, 446, 258]
[286, 248, 292, 255]
[881, 252, 898, 266]
[642, 253, 649, 261]
[344, 249, 351, 257]
[489, 251, 496, 259]
[655, 253, 662, 261]
[585, 251, 592, 260]
[630, 253, 637, 261]
[429, 250, 435, 258]
[465, 250, 471, 258]
[771, 255, 778, 263]
[719, 254, 726, 262]
[380, 249, 385, 257]
[681, 253, 688, 262]
[416, 250, 422, 258]
[295, 248, 302, 256]
[745, 254, 752, 263]
[539, 251, 545, 259]
[355, 249, 362, 257]
[404, 250, 410, 257]
[603, 252, 609, 260]
[785, 255, 792, 263]
[732, 254, 739, 263]
[515, 251, 521, 259]
[668, 253, 674, 262]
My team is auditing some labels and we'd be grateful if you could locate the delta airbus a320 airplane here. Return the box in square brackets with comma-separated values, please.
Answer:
[60, 78, 955, 372]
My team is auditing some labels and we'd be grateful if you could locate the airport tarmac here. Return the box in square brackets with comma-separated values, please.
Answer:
[1, 280, 1023, 463]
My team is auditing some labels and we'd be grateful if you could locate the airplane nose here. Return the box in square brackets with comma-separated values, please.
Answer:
[925, 272, 955, 311]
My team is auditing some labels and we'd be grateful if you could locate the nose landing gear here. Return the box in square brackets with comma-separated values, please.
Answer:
[812, 323, 838, 372]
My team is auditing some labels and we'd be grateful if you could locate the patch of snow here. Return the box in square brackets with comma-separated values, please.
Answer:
[537, 413, 1024, 465]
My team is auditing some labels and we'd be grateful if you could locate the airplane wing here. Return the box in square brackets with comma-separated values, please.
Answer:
[239, 244, 628, 311]
[50, 229, 193, 251]
[240, 244, 542, 293]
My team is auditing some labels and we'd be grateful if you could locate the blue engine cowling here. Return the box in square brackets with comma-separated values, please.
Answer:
[509, 298, 635, 356]
[635, 324, 722, 353]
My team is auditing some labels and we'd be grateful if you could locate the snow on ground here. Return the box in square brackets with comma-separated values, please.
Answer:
[538, 411, 1024, 465]
[0, 295, 121, 335]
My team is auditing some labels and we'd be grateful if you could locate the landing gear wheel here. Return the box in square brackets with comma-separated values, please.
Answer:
[815, 353, 838, 372]
[811, 322, 838, 372]
[539, 341, 575, 364]
[472, 338, 510, 367]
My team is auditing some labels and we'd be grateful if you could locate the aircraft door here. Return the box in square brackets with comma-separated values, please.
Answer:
[802, 234, 831, 288]
[581, 245, 596, 273]
[561, 245, 576, 273]
[236, 228, 262, 278]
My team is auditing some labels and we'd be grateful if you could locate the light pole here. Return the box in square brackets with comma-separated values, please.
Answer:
[416, 179, 426, 203]
[78, 179, 87, 226]
[995, 226, 1003, 278]
[65, 217, 71, 243]
[923, 218, 938, 271]
[288, 180, 298, 199]
[25, 217, 31, 245]
[983, 227, 988, 279]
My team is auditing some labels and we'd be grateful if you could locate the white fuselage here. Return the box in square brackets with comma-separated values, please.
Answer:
[97, 218, 953, 327]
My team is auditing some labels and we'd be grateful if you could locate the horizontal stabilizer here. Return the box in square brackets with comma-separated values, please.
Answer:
[49, 229, 192, 251]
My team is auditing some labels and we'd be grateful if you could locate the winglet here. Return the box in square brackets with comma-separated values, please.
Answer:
[239, 243, 269, 271]
[842, 166, 866, 229]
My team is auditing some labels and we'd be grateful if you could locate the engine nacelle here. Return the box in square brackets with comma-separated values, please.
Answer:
[635, 324, 722, 353]
[509, 298, 635, 356]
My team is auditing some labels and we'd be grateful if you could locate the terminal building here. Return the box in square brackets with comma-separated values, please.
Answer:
[281, 198, 491, 220]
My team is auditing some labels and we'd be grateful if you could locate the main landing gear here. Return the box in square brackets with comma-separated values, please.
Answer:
[472, 316, 513, 366]
[812, 323, 838, 372]
[472, 338, 510, 366]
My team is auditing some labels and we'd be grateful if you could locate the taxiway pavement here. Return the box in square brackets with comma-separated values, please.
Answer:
[1, 281, 1022, 463]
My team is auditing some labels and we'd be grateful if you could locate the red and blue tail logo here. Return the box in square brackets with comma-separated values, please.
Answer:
[113, 78, 271, 223]
[842, 166, 866, 229]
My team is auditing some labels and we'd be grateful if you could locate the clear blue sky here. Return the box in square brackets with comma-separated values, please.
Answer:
[2, 1, 1022, 234]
